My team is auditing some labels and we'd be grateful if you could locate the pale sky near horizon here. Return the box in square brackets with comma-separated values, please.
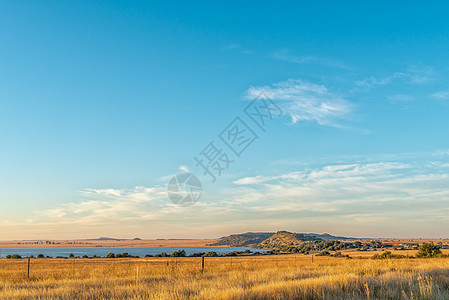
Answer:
[1, 1, 449, 240]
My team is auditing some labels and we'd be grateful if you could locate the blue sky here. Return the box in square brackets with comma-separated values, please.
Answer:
[1, 1, 449, 239]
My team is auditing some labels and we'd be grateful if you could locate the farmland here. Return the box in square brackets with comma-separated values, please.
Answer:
[2, 252, 449, 299]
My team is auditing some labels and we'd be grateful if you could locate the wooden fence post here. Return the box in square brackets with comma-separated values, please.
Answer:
[27, 257, 31, 280]
[201, 256, 205, 274]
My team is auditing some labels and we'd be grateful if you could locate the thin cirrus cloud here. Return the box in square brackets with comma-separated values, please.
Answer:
[355, 67, 435, 88]
[272, 49, 351, 70]
[431, 91, 449, 99]
[229, 161, 449, 220]
[233, 162, 411, 186]
[34, 186, 168, 226]
[246, 79, 353, 127]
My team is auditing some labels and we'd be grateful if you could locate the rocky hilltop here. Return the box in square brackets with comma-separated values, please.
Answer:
[210, 231, 351, 248]
[209, 232, 274, 247]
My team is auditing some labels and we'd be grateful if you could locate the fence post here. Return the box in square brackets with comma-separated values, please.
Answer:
[311, 254, 314, 263]
[201, 256, 205, 274]
[27, 257, 30, 280]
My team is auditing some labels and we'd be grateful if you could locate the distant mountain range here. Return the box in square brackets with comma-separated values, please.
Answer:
[209, 231, 351, 248]
[88, 237, 142, 241]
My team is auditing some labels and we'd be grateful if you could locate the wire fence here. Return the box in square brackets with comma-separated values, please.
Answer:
[0, 254, 322, 282]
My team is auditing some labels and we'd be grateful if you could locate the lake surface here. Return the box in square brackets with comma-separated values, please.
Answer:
[0, 246, 253, 258]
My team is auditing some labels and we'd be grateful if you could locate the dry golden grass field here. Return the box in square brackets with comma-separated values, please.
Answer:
[2, 252, 449, 300]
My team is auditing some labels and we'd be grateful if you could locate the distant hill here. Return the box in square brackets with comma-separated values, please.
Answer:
[91, 237, 122, 241]
[255, 231, 351, 249]
[87, 237, 143, 241]
[254, 231, 314, 249]
[211, 231, 351, 248]
[209, 232, 275, 247]
[305, 233, 350, 241]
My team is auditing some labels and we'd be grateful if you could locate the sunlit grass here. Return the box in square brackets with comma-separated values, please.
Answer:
[1, 255, 449, 299]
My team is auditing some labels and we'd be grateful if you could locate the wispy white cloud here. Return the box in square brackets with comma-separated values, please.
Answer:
[223, 43, 253, 54]
[431, 91, 449, 100]
[179, 165, 190, 173]
[388, 94, 415, 102]
[246, 79, 353, 127]
[355, 67, 434, 88]
[434, 149, 449, 156]
[4, 158, 449, 239]
[427, 161, 449, 168]
[223, 43, 240, 50]
[228, 161, 449, 223]
[272, 49, 350, 69]
[34, 186, 167, 226]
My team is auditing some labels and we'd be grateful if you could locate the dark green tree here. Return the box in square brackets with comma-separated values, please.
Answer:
[416, 243, 442, 258]
[170, 250, 186, 257]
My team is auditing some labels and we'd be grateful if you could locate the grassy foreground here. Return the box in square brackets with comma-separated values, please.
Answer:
[1, 255, 449, 299]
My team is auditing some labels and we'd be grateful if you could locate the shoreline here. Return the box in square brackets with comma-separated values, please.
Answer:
[0, 239, 219, 249]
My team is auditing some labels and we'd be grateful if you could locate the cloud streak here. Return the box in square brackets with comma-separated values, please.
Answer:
[432, 91, 449, 100]
[355, 67, 434, 88]
[3, 158, 449, 239]
[230, 161, 449, 213]
[246, 79, 353, 127]
[272, 49, 350, 69]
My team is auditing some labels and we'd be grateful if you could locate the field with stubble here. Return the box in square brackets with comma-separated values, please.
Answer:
[1, 254, 449, 299]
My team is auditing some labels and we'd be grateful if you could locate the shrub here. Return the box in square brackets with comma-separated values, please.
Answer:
[155, 253, 168, 257]
[115, 253, 132, 258]
[416, 243, 442, 258]
[372, 251, 406, 259]
[106, 253, 116, 258]
[316, 251, 331, 256]
[204, 251, 218, 257]
[170, 250, 186, 257]
[189, 252, 205, 257]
